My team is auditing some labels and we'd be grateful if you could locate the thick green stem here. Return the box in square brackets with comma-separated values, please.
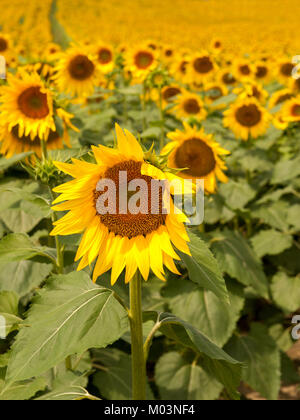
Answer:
[49, 187, 64, 274]
[40, 138, 48, 162]
[129, 272, 146, 400]
[159, 88, 165, 152]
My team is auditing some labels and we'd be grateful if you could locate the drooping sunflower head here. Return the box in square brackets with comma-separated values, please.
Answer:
[0, 71, 55, 140]
[125, 46, 158, 82]
[54, 46, 100, 97]
[281, 97, 300, 123]
[163, 123, 229, 193]
[161, 84, 182, 107]
[223, 97, 270, 140]
[173, 91, 207, 121]
[268, 88, 294, 110]
[51, 124, 191, 284]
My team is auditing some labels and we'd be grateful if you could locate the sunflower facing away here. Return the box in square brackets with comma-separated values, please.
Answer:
[0, 71, 55, 140]
[223, 97, 270, 140]
[54, 46, 101, 97]
[51, 125, 191, 284]
[163, 123, 229, 194]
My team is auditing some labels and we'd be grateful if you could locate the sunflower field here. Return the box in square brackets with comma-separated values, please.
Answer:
[0, 0, 299, 402]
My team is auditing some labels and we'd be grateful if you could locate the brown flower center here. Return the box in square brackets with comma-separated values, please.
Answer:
[17, 86, 49, 119]
[162, 87, 181, 102]
[98, 48, 112, 64]
[183, 98, 201, 114]
[235, 104, 262, 127]
[239, 65, 251, 75]
[175, 138, 216, 177]
[275, 93, 293, 105]
[255, 66, 267, 78]
[180, 60, 188, 74]
[68, 55, 95, 80]
[95, 160, 166, 238]
[193, 56, 213, 74]
[134, 51, 154, 69]
[214, 41, 221, 48]
[165, 49, 173, 57]
[222, 72, 236, 85]
[291, 104, 300, 116]
[280, 63, 293, 77]
[0, 38, 8, 52]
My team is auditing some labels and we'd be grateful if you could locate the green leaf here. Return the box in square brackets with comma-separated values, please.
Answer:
[271, 155, 300, 184]
[225, 323, 281, 400]
[6, 271, 128, 382]
[0, 377, 46, 400]
[0, 291, 22, 336]
[144, 311, 242, 399]
[287, 204, 300, 231]
[93, 349, 153, 400]
[0, 234, 56, 264]
[179, 230, 229, 303]
[140, 127, 161, 139]
[1, 204, 44, 234]
[210, 231, 269, 299]
[163, 278, 244, 347]
[0, 153, 33, 171]
[219, 180, 256, 210]
[0, 261, 52, 297]
[251, 201, 290, 231]
[35, 385, 99, 401]
[155, 352, 223, 400]
[251, 229, 293, 258]
[271, 272, 300, 313]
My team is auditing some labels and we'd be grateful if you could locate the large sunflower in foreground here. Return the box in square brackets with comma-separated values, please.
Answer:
[0, 71, 55, 140]
[54, 46, 101, 97]
[223, 97, 270, 140]
[173, 91, 207, 121]
[51, 125, 191, 284]
[163, 123, 229, 194]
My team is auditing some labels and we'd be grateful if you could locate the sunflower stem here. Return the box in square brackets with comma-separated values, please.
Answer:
[40, 138, 48, 163]
[129, 271, 146, 400]
[159, 87, 165, 152]
[48, 186, 64, 274]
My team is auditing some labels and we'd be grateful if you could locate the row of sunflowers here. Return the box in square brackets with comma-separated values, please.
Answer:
[0, 0, 299, 401]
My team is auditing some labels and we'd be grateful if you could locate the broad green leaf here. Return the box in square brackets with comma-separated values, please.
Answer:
[93, 349, 153, 400]
[271, 155, 300, 184]
[0, 234, 56, 264]
[271, 272, 300, 313]
[179, 230, 229, 303]
[225, 323, 281, 400]
[210, 231, 269, 299]
[287, 204, 300, 231]
[251, 229, 293, 258]
[163, 278, 244, 347]
[251, 201, 290, 231]
[144, 311, 242, 399]
[155, 352, 223, 400]
[1, 203, 44, 234]
[0, 291, 22, 337]
[6, 272, 128, 382]
[35, 385, 98, 401]
[0, 377, 46, 401]
[140, 127, 161, 139]
[48, 148, 88, 163]
[219, 180, 256, 210]
[0, 153, 33, 171]
[0, 261, 52, 297]
[268, 324, 294, 352]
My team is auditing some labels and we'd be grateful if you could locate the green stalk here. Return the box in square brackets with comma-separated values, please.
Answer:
[129, 272, 146, 400]
[48, 187, 64, 274]
[159, 87, 165, 152]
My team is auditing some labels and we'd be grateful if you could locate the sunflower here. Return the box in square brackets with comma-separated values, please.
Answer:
[169, 53, 191, 84]
[94, 43, 114, 74]
[188, 52, 217, 84]
[277, 58, 294, 84]
[161, 84, 182, 108]
[281, 97, 300, 123]
[234, 82, 268, 104]
[268, 88, 294, 110]
[44, 43, 62, 61]
[0, 33, 12, 55]
[0, 71, 55, 140]
[54, 46, 101, 97]
[124, 46, 158, 82]
[272, 113, 289, 130]
[163, 123, 229, 193]
[161, 45, 176, 65]
[173, 91, 207, 121]
[210, 38, 223, 54]
[218, 68, 237, 86]
[0, 124, 68, 158]
[51, 124, 191, 284]
[223, 97, 270, 140]
[233, 59, 254, 82]
[254, 61, 271, 83]
[288, 77, 300, 94]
